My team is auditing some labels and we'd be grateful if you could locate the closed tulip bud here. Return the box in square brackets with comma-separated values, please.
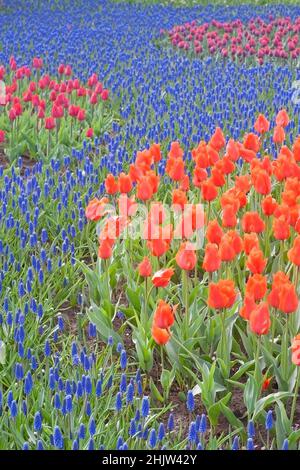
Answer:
[138, 256, 152, 277]
[249, 302, 271, 335]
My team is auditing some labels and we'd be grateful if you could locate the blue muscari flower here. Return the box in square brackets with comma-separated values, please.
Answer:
[58, 378, 64, 392]
[88, 438, 95, 450]
[148, 429, 157, 449]
[126, 382, 134, 405]
[10, 400, 18, 418]
[186, 390, 195, 412]
[247, 420, 255, 438]
[122, 442, 128, 450]
[197, 442, 203, 450]
[85, 376, 92, 395]
[89, 417, 96, 437]
[64, 394, 73, 414]
[31, 356, 38, 370]
[135, 369, 141, 383]
[22, 442, 29, 450]
[141, 396, 149, 418]
[116, 342, 122, 353]
[120, 349, 127, 370]
[282, 439, 289, 450]
[34, 411, 42, 432]
[53, 426, 64, 449]
[44, 340, 51, 357]
[58, 315, 64, 331]
[72, 440, 79, 450]
[247, 438, 254, 450]
[78, 423, 86, 440]
[167, 413, 174, 431]
[120, 373, 127, 393]
[54, 393, 61, 410]
[86, 401, 92, 417]
[265, 410, 273, 430]
[158, 423, 165, 441]
[65, 380, 72, 395]
[22, 400, 27, 416]
[15, 363, 24, 380]
[129, 419, 136, 437]
[137, 380, 143, 396]
[116, 436, 123, 450]
[115, 392, 122, 412]
[199, 414, 207, 434]
[96, 379, 102, 397]
[88, 322, 96, 338]
[188, 422, 197, 443]
[37, 440, 44, 450]
[232, 436, 239, 450]
[107, 335, 113, 346]
[106, 375, 113, 389]
[49, 373, 55, 390]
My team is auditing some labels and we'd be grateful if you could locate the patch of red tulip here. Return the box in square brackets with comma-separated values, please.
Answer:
[0, 57, 111, 160]
[86, 109, 300, 385]
[162, 16, 300, 64]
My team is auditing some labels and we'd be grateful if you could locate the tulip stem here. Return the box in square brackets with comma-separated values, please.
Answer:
[281, 316, 289, 382]
[142, 277, 148, 330]
[290, 367, 300, 427]
[182, 270, 189, 335]
[254, 336, 261, 386]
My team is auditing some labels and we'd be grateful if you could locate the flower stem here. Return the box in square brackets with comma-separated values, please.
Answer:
[290, 367, 300, 427]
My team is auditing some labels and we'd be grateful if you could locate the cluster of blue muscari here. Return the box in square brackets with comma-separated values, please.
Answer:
[186, 391, 289, 450]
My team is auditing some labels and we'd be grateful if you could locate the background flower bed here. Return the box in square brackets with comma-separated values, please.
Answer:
[0, 0, 299, 450]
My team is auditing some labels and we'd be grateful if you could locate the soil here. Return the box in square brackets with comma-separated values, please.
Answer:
[0, 147, 8, 168]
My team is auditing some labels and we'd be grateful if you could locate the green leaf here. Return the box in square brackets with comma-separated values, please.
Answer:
[0, 341, 6, 365]
[149, 378, 164, 403]
[126, 287, 141, 311]
[244, 375, 259, 416]
[87, 304, 122, 345]
[252, 392, 292, 420]
[208, 392, 231, 427]
[220, 403, 246, 435]
[275, 402, 292, 450]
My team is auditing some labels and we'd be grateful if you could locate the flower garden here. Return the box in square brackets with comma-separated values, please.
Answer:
[0, 0, 300, 453]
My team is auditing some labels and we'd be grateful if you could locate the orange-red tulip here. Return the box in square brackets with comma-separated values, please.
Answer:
[152, 268, 174, 288]
[246, 274, 267, 301]
[138, 257, 152, 277]
[246, 248, 267, 274]
[249, 302, 271, 335]
[208, 279, 236, 310]
[175, 242, 197, 271]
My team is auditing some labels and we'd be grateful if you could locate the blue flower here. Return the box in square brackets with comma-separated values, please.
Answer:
[232, 436, 239, 450]
[34, 411, 42, 432]
[120, 349, 127, 370]
[186, 390, 195, 412]
[141, 396, 149, 418]
[199, 414, 207, 434]
[53, 426, 64, 449]
[188, 422, 197, 443]
[158, 423, 165, 441]
[247, 420, 255, 438]
[115, 392, 122, 412]
[265, 410, 273, 430]
[247, 438, 254, 450]
[148, 428, 157, 449]
[282, 438, 289, 450]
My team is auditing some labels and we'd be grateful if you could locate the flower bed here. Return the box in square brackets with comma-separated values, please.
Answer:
[162, 17, 300, 64]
